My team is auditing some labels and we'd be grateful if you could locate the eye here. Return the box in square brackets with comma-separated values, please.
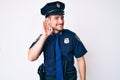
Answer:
[54, 16, 59, 20]
[61, 16, 64, 20]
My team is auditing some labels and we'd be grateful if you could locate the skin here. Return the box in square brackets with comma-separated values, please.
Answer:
[27, 14, 86, 80]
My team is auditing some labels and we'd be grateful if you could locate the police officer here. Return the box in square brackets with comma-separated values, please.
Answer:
[28, 1, 87, 80]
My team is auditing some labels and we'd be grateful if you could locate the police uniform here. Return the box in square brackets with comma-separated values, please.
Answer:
[29, 1, 87, 80]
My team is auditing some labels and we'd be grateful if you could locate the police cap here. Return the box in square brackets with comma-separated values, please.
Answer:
[41, 1, 65, 17]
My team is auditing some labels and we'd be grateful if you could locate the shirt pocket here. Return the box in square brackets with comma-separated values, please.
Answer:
[60, 41, 73, 57]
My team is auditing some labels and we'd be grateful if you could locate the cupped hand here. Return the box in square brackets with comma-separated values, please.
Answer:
[42, 18, 53, 37]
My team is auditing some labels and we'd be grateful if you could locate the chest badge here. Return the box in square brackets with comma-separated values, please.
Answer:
[64, 38, 70, 44]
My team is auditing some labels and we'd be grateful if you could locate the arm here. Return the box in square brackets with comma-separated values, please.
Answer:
[77, 56, 86, 80]
[27, 35, 47, 61]
[27, 18, 53, 61]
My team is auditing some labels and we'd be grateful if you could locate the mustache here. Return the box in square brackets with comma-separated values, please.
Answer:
[57, 23, 64, 25]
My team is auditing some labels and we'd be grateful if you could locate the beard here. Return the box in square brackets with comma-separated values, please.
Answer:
[52, 24, 64, 33]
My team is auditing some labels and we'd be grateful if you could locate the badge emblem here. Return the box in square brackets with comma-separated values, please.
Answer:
[56, 3, 60, 8]
[64, 38, 70, 44]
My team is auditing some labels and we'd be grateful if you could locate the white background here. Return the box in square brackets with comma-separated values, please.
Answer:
[0, 0, 120, 80]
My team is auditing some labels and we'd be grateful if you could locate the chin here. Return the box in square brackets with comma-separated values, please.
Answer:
[59, 28, 64, 31]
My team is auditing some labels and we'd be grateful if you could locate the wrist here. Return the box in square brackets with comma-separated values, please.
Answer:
[41, 34, 48, 38]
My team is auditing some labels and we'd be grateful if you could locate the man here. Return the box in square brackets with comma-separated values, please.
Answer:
[28, 1, 87, 80]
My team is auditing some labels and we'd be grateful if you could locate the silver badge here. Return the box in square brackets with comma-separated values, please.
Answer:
[56, 3, 60, 8]
[64, 38, 70, 44]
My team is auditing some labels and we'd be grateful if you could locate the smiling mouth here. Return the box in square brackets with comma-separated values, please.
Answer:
[58, 25, 63, 28]
[58, 24, 64, 26]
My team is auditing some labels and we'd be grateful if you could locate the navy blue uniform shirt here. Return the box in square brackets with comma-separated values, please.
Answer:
[30, 29, 87, 77]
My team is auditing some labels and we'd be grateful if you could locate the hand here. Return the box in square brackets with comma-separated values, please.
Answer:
[42, 18, 53, 37]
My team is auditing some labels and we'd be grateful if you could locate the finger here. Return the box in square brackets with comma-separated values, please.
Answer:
[43, 20, 48, 29]
[45, 18, 49, 24]
[45, 18, 50, 26]
[43, 20, 47, 26]
[43, 20, 46, 30]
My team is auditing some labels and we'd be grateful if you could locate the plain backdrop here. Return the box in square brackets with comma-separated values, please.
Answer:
[0, 0, 120, 80]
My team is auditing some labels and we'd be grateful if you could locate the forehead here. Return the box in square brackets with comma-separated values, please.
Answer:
[49, 15, 64, 18]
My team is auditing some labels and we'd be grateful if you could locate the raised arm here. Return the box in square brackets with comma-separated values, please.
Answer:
[27, 18, 53, 61]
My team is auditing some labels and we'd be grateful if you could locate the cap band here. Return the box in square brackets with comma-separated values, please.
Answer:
[45, 9, 64, 17]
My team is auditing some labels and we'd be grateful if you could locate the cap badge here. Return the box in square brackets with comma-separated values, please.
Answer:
[56, 3, 60, 8]
[64, 38, 70, 44]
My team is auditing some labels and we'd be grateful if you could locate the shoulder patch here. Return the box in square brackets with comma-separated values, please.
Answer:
[74, 34, 81, 42]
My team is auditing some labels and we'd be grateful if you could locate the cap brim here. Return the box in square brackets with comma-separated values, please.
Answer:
[45, 10, 64, 17]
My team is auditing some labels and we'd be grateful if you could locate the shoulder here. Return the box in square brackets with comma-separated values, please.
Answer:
[62, 29, 81, 42]
[62, 29, 76, 36]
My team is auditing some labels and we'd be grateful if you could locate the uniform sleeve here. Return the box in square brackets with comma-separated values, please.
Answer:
[73, 34, 87, 58]
[29, 34, 42, 49]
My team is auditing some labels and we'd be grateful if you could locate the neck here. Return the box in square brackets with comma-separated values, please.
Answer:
[53, 29, 64, 34]
[53, 30, 59, 34]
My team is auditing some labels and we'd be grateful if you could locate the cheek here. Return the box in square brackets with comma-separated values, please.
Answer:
[51, 21, 57, 26]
